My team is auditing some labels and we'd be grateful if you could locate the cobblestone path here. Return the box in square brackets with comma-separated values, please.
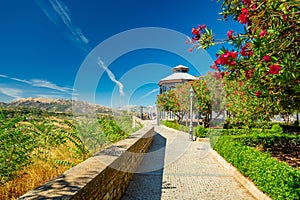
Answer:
[122, 124, 256, 200]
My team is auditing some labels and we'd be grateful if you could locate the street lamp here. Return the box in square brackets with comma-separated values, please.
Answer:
[189, 87, 194, 141]
[156, 106, 160, 126]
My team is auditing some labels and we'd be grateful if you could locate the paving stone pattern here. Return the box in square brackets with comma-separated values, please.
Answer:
[122, 124, 256, 200]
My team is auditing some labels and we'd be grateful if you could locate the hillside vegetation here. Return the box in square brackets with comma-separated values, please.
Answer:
[0, 98, 141, 199]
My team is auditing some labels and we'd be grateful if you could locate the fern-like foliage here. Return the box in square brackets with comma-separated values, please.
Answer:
[62, 120, 91, 160]
[0, 124, 36, 183]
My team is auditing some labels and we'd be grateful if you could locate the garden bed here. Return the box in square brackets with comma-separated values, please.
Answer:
[235, 133, 300, 170]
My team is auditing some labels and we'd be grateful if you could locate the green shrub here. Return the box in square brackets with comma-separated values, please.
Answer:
[163, 120, 180, 130]
[196, 126, 207, 138]
[212, 135, 300, 200]
[236, 133, 300, 149]
[271, 123, 283, 133]
[162, 120, 180, 130]
[0, 125, 36, 183]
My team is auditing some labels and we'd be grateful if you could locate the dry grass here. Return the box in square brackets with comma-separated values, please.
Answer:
[0, 143, 82, 200]
[0, 162, 68, 200]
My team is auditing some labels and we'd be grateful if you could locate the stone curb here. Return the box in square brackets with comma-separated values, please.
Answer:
[209, 149, 272, 200]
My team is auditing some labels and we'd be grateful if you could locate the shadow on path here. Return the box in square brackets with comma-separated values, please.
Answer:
[122, 131, 166, 200]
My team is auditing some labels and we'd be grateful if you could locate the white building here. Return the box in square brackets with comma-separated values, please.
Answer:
[158, 65, 196, 120]
[158, 65, 196, 94]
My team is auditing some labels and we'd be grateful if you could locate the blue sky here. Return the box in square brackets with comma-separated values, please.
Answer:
[0, 0, 244, 107]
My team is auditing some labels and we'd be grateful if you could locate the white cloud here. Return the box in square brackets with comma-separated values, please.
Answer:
[35, 1, 125, 97]
[37, 0, 89, 49]
[30, 79, 73, 93]
[35, 0, 59, 25]
[97, 57, 125, 96]
[35, 1, 125, 98]
[0, 74, 73, 94]
[10, 77, 31, 84]
[141, 88, 160, 99]
[0, 87, 22, 99]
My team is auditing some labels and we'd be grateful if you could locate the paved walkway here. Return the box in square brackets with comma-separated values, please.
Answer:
[122, 123, 256, 200]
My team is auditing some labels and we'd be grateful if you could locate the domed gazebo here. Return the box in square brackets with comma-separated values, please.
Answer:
[158, 65, 196, 121]
[158, 65, 196, 94]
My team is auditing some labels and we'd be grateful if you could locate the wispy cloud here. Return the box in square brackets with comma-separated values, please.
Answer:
[10, 77, 31, 84]
[0, 87, 22, 99]
[36, 0, 124, 96]
[30, 79, 73, 93]
[97, 57, 125, 96]
[141, 88, 160, 99]
[50, 0, 89, 45]
[36, 0, 89, 50]
[0, 74, 73, 94]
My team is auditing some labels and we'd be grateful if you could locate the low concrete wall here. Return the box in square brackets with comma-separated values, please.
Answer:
[19, 126, 154, 200]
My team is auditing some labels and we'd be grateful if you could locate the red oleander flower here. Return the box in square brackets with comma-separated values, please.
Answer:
[269, 64, 281, 74]
[244, 69, 254, 79]
[263, 55, 271, 62]
[227, 30, 233, 39]
[282, 15, 287, 21]
[192, 27, 200, 35]
[240, 43, 253, 57]
[242, 0, 251, 7]
[191, 24, 206, 41]
[199, 24, 206, 29]
[254, 91, 261, 98]
[210, 64, 219, 70]
[259, 30, 267, 38]
[214, 50, 238, 66]
[238, 8, 249, 24]
[251, 4, 257, 10]
[213, 72, 222, 80]
[230, 61, 236, 66]
[231, 51, 238, 58]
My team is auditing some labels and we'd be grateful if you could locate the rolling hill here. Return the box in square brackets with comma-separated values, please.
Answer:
[0, 98, 111, 115]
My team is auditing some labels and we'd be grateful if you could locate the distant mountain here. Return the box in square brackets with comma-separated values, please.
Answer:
[0, 102, 7, 107]
[0, 98, 111, 114]
[115, 105, 156, 113]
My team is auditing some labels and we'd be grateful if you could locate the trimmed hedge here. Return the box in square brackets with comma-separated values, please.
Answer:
[236, 133, 300, 149]
[213, 135, 300, 200]
[196, 125, 207, 138]
[162, 120, 181, 130]
[163, 120, 300, 198]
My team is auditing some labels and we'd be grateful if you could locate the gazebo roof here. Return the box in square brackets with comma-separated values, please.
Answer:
[158, 65, 196, 85]
[172, 64, 189, 72]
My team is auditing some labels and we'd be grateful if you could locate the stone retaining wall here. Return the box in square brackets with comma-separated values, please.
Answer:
[19, 126, 154, 200]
